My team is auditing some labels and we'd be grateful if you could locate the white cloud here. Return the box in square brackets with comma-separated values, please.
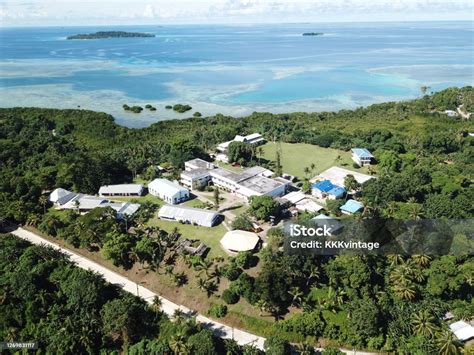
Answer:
[0, 0, 473, 26]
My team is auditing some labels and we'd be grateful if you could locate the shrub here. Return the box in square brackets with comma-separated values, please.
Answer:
[223, 263, 242, 281]
[208, 304, 227, 318]
[222, 289, 240, 304]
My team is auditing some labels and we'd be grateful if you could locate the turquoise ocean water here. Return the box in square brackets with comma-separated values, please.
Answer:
[0, 22, 472, 127]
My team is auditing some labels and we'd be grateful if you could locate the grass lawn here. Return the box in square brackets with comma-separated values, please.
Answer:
[147, 216, 229, 259]
[214, 161, 245, 172]
[109, 193, 165, 206]
[260, 142, 370, 178]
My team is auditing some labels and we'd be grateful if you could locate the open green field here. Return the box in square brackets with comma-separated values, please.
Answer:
[260, 142, 370, 178]
[147, 216, 228, 259]
[109, 193, 165, 206]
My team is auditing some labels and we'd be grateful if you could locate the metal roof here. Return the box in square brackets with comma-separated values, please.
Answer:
[351, 148, 374, 158]
[340, 199, 364, 214]
[99, 184, 144, 195]
[148, 179, 188, 195]
[158, 205, 220, 226]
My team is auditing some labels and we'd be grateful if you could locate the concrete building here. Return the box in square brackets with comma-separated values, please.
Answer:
[312, 180, 346, 200]
[209, 166, 286, 200]
[340, 199, 364, 215]
[216, 133, 265, 154]
[148, 179, 189, 204]
[312, 166, 375, 187]
[180, 169, 212, 190]
[236, 175, 287, 200]
[351, 148, 374, 166]
[158, 205, 221, 227]
[98, 184, 144, 197]
[220, 230, 260, 253]
[184, 158, 216, 171]
[49, 188, 78, 207]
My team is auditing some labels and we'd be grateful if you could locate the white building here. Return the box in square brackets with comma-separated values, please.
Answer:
[209, 166, 286, 200]
[220, 230, 260, 253]
[281, 191, 324, 213]
[108, 202, 141, 220]
[49, 188, 140, 218]
[351, 148, 374, 166]
[449, 320, 474, 342]
[312, 166, 375, 187]
[184, 158, 216, 171]
[148, 179, 189, 204]
[158, 205, 221, 227]
[49, 188, 78, 206]
[216, 133, 265, 154]
[180, 169, 212, 190]
[444, 110, 459, 117]
[98, 184, 144, 197]
[236, 175, 287, 200]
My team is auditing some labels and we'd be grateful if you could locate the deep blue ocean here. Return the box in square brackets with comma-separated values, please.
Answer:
[0, 22, 472, 127]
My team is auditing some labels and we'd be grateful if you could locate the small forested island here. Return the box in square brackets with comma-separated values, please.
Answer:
[67, 31, 155, 40]
[302, 32, 324, 36]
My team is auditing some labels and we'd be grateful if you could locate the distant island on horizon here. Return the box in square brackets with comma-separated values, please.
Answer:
[302, 32, 324, 36]
[67, 31, 155, 40]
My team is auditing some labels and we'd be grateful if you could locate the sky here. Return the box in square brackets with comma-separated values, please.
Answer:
[0, 0, 473, 26]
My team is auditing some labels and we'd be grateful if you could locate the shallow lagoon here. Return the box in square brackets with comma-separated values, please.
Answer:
[0, 22, 472, 127]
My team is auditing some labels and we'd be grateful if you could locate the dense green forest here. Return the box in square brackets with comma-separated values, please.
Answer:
[1, 86, 472, 222]
[0, 87, 473, 353]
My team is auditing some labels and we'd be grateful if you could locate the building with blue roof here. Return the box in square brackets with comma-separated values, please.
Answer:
[351, 148, 374, 166]
[340, 199, 364, 215]
[312, 180, 346, 200]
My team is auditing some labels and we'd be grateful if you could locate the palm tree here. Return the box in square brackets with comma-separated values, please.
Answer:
[408, 203, 424, 220]
[303, 166, 311, 179]
[172, 309, 186, 323]
[436, 330, 461, 355]
[204, 281, 218, 297]
[169, 330, 190, 354]
[295, 343, 315, 355]
[39, 194, 48, 214]
[411, 310, 438, 338]
[197, 278, 207, 293]
[255, 300, 268, 316]
[306, 265, 320, 286]
[388, 254, 405, 267]
[151, 296, 162, 319]
[385, 201, 398, 218]
[289, 286, 304, 307]
[392, 279, 417, 300]
[411, 254, 431, 267]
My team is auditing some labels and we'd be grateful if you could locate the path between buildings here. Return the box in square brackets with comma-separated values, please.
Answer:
[9, 227, 381, 355]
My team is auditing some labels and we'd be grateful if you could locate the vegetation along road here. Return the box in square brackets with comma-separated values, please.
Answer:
[10, 227, 381, 355]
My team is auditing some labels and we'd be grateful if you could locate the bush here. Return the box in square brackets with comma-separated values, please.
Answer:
[193, 112, 202, 117]
[223, 263, 242, 281]
[264, 336, 291, 355]
[235, 251, 253, 269]
[352, 162, 360, 169]
[231, 214, 254, 231]
[165, 105, 172, 109]
[208, 304, 227, 318]
[222, 289, 240, 304]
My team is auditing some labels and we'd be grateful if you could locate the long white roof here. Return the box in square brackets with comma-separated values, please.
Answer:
[148, 179, 188, 195]
[220, 230, 260, 252]
[158, 205, 219, 225]
[99, 184, 143, 195]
